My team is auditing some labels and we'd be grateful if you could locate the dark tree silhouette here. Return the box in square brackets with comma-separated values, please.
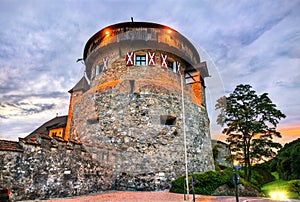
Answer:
[215, 84, 286, 181]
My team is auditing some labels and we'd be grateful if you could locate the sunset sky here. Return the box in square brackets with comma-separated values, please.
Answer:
[0, 0, 299, 145]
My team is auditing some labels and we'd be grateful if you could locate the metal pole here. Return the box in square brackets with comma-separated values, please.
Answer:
[184, 180, 186, 201]
[181, 74, 189, 200]
[192, 176, 195, 202]
[233, 171, 239, 202]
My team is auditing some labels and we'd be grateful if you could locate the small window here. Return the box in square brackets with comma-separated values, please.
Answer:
[160, 115, 176, 125]
[87, 117, 99, 125]
[167, 61, 174, 71]
[96, 64, 101, 75]
[135, 55, 146, 66]
[185, 71, 200, 84]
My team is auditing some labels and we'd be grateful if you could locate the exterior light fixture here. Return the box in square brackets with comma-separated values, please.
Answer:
[270, 191, 287, 200]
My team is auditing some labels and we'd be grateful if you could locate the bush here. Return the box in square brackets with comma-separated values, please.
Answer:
[170, 168, 234, 195]
[250, 164, 275, 188]
[288, 180, 300, 196]
[169, 175, 186, 194]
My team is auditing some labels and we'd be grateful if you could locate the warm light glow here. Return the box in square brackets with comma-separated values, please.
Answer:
[167, 29, 172, 34]
[105, 31, 110, 35]
[270, 191, 287, 200]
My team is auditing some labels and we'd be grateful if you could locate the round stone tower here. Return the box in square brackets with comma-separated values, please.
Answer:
[66, 22, 215, 190]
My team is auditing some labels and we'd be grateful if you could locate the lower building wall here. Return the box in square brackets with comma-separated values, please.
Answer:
[69, 76, 215, 191]
[0, 142, 113, 201]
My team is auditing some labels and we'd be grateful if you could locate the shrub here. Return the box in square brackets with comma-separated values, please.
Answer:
[170, 169, 234, 195]
[169, 175, 186, 194]
[288, 180, 300, 196]
[250, 164, 275, 188]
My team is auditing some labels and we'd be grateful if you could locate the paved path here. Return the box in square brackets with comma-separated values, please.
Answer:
[20, 191, 300, 202]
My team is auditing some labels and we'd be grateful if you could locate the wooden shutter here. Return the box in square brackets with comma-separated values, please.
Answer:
[147, 51, 156, 66]
[161, 53, 167, 68]
[126, 52, 134, 66]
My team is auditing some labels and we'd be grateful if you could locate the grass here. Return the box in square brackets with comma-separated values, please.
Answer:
[261, 172, 299, 200]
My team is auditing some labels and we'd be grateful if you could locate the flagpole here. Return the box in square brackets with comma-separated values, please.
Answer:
[181, 73, 189, 200]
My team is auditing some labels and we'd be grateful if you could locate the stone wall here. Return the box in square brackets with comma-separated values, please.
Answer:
[211, 140, 232, 167]
[0, 140, 113, 201]
[69, 56, 215, 191]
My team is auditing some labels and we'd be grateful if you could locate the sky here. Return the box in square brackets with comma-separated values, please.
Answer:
[0, 0, 299, 145]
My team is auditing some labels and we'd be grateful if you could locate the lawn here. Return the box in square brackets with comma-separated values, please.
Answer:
[261, 172, 299, 200]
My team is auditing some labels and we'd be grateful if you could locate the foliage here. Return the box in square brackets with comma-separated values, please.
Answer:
[193, 170, 232, 195]
[288, 180, 300, 196]
[267, 138, 300, 180]
[215, 84, 286, 181]
[239, 177, 260, 191]
[249, 164, 275, 188]
[170, 168, 234, 195]
[169, 175, 186, 194]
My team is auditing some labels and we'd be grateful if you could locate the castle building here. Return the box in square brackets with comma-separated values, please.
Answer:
[0, 22, 215, 200]
[65, 21, 215, 189]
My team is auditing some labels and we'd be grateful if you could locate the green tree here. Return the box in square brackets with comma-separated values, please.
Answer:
[215, 84, 286, 181]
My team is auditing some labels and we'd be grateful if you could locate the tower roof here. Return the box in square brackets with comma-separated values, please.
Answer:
[83, 21, 200, 64]
[68, 76, 90, 93]
[83, 21, 178, 60]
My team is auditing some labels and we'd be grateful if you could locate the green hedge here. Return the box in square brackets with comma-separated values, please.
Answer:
[170, 168, 234, 195]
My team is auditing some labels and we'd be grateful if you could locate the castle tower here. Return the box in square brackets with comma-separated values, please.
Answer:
[67, 22, 214, 190]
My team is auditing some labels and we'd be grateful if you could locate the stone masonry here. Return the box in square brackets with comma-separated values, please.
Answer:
[67, 22, 215, 191]
[0, 139, 113, 201]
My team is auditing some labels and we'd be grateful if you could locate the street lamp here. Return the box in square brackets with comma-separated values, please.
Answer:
[180, 74, 189, 200]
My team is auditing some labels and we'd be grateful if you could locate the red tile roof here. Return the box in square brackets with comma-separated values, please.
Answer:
[19, 137, 40, 146]
[0, 140, 23, 152]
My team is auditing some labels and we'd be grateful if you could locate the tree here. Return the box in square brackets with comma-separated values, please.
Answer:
[215, 84, 286, 181]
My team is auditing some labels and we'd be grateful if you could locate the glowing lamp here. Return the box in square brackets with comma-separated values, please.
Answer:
[105, 31, 110, 36]
[167, 29, 172, 34]
[270, 191, 286, 200]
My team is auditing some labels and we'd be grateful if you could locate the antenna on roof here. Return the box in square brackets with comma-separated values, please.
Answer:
[131, 17, 134, 22]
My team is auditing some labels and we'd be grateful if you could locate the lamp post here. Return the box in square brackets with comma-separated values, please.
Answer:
[233, 170, 240, 202]
[181, 74, 189, 200]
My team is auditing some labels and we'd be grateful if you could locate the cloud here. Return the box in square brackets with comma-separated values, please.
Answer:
[0, 92, 67, 118]
[0, 0, 299, 143]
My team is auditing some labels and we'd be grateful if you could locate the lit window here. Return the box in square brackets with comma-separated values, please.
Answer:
[135, 55, 146, 66]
